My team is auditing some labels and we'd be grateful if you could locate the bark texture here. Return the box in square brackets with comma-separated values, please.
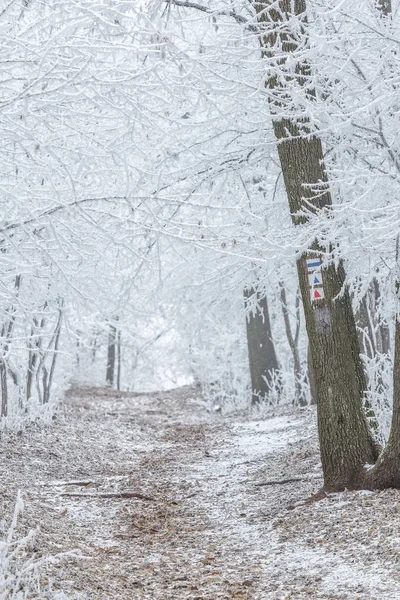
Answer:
[307, 343, 316, 405]
[244, 287, 279, 404]
[256, 0, 378, 489]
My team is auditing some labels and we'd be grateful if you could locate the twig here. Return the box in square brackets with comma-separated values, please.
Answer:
[255, 477, 303, 487]
[61, 491, 155, 501]
[42, 480, 99, 487]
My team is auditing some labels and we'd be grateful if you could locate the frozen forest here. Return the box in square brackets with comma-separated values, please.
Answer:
[2, 0, 400, 598]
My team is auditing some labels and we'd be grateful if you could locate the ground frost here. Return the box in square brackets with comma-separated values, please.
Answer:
[1, 386, 399, 599]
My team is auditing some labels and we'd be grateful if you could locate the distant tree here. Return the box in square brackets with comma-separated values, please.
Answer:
[244, 286, 279, 404]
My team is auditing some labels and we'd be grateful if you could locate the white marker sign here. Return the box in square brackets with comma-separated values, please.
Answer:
[308, 273, 322, 287]
[307, 255, 324, 302]
[306, 258, 322, 273]
[311, 287, 324, 301]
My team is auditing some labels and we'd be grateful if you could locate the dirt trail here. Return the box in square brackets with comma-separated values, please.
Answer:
[2, 387, 400, 599]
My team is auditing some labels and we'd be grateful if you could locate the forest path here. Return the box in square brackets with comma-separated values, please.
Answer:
[2, 387, 400, 599]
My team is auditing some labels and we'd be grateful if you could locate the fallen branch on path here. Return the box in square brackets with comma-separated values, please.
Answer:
[42, 480, 100, 487]
[255, 473, 322, 487]
[255, 478, 303, 487]
[61, 491, 155, 501]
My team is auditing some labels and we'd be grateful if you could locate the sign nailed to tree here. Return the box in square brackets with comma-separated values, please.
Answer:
[312, 287, 324, 300]
[307, 255, 324, 302]
[306, 258, 322, 273]
[308, 273, 322, 287]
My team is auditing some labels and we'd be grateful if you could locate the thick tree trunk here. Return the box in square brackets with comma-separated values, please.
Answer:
[256, 0, 378, 489]
[244, 287, 279, 404]
[298, 258, 378, 489]
[307, 344, 316, 405]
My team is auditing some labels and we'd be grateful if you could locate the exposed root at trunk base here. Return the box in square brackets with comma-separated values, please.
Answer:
[287, 488, 328, 510]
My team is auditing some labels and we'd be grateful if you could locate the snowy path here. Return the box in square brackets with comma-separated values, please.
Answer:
[2, 387, 400, 599]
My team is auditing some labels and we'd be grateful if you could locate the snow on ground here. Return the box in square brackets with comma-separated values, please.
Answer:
[1, 386, 400, 599]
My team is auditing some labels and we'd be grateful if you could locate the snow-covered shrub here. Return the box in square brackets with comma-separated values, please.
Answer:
[0, 493, 83, 600]
[0, 492, 43, 599]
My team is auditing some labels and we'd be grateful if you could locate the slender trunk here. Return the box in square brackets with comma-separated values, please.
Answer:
[43, 306, 62, 404]
[356, 295, 376, 359]
[381, 321, 391, 355]
[372, 279, 390, 354]
[365, 315, 400, 489]
[0, 275, 21, 416]
[256, 0, 378, 489]
[117, 329, 122, 391]
[26, 316, 45, 401]
[91, 329, 99, 364]
[365, 236, 400, 488]
[357, 280, 390, 358]
[0, 361, 7, 417]
[34, 301, 63, 404]
[244, 287, 279, 404]
[26, 347, 37, 401]
[280, 284, 306, 406]
[106, 320, 117, 387]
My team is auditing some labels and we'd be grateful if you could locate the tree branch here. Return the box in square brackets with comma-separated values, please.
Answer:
[164, 0, 250, 26]
[0, 197, 127, 234]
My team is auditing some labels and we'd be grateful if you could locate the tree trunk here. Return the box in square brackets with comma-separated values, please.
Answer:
[363, 232, 400, 488]
[378, 0, 392, 16]
[307, 344, 316, 405]
[43, 306, 63, 404]
[117, 329, 122, 391]
[365, 315, 400, 489]
[0, 275, 21, 417]
[106, 320, 117, 387]
[356, 294, 376, 359]
[256, 0, 378, 490]
[244, 287, 279, 405]
[26, 315, 46, 401]
[372, 279, 390, 355]
[353, 0, 400, 492]
[0, 361, 7, 417]
[280, 284, 306, 406]
[357, 280, 390, 358]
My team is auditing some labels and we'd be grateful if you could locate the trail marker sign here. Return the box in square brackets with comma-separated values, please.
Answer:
[307, 258, 322, 273]
[312, 287, 324, 300]
[307, 255, 324, 303]
[308, 273, 322, 287]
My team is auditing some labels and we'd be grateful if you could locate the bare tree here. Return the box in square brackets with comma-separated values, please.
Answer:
[280, 284, 306, 406]
[106, 318, 118, 388]
[244, 287, 279, 404]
